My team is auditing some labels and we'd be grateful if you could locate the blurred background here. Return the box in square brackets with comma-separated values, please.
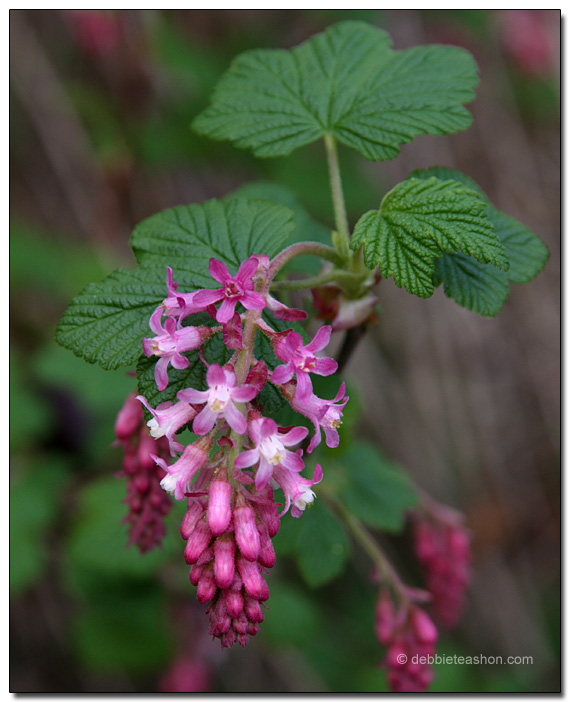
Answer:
[10, 9, 560, 693]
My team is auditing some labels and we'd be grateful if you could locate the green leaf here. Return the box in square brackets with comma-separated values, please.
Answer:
[192, 20, 478, 161]
[72, 588, 173, 673]
[130, 197, 296, 284]
[57, 197, 296, 370]
[490, 209, 549, 284]
[55, 266, 167, 370]
[226, 181, 331, 274]
[432, 253, 509, 317]
[294, 501, 351, 588]
[351, 177, 507, 297]
[340, 442, 418, 531]
[411, 167, 550, 284]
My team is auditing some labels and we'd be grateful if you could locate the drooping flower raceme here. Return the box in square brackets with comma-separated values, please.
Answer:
[129, 253, 348, 648]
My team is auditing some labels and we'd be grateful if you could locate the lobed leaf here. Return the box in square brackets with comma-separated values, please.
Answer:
[432, 253, 509, 318]
[193, 21, 479, 161]
[410, 167, 550, 313]
[351, 177, 507, 298]
[339, 442, 418, 532]
[130, 197, 296, 284]
[55, 266, 168, 370]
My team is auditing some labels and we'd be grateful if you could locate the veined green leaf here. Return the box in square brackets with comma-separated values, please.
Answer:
[57, 198, 296, 370]
[193, 21, 478, 161]
[432, 253, 509, 318]
[340, 442, 418, 531]
[55, 266, 168, 370]
[130, 197, 296, 285]
[351, 177, 507, 298]
[410, 167, 549, 314]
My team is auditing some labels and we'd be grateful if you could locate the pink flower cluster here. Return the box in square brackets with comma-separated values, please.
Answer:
[375, 590, 438, 693]
[134, 255, 348, 647]
[413, 515, 471, 629]
[114, 392, 172, 553]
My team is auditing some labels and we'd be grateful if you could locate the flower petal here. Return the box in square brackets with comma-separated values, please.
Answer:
[231, 384, 258, 403]
[154, 357, 170, 391]
[240, 291, 267, 310]
[280, 425, 309, 447]
[271, 363, 294, 386]
[206, 363, 226, 388]
[209, 258, 231, 284]
[177, 387, 210, 404]
[305, 325, 332, 353]
[193, 288, 225, 306]
[224, 400, 247, 434]
[216, 297, 237, 324]
[313, 357, 338, 376]
[234, 448, 260, 469]
[236, 256, 259, 283]
[255, 457, 274, 491]
[149, 306, 164, 335]
[192, 406, 218, 435]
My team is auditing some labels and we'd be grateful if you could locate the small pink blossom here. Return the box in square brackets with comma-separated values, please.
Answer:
[177, 364, 258, 436]
[162, 267, 209, 320]
[136, 396, 197, 455]
[234, 417, 308, 491]
[153, 435, 213, 501]
[143, 307, 211, 391]
[273, 462, 323, 518]
[271, 326, 337, 399]
[193, 257, 266, 324]
[291, 381, 349, 453]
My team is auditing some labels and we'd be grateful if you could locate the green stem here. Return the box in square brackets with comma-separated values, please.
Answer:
[321, 489, 406, 601]
[269, 268, 364, 292]
[269, 241, 342, 281]
[324, 132, 351, 261]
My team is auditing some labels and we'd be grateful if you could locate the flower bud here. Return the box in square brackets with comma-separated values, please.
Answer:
[196, 565, 217, 604]
[115, 393, 143, 441]
[208, 479, 233, 536]
[236, 557, 264, 600]
[234, 505, 260, 561]
[257, 525, 276, 568]
[181, 500, 205, 539]
[184, 517, 212, 564]
[224, 588, 244, 619]
[214, 534, 236, 589]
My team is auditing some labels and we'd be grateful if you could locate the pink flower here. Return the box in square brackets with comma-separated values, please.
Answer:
[375, 590, 438, 693]
[193, 257, 266, 324]
[143, 307, 211, 391]
[234, 417, 308, 491]
[136, 396, 197, 455]
[161, 267, 208, 320]
[413, 517, 471, 629]
[271, 326, 337, 399]
[177, 364, 258, 436]
[153, 435, 213, 501]
[291, 381, 349, 453]
[273, 462, 323, 518]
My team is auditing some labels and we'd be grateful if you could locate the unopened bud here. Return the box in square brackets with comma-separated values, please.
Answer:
[184, 517, 212, 564]
[208, 479, 233, 536]
[234, 505, 260, 561]
[214, 534, 236, 589]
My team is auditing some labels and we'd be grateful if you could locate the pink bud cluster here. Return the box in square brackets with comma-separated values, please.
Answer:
[413, 515, 471, 629]
[183, 473, 280, 648]
[114, 392, 172, 553]
[375, 590, 438, 693]
[134, 254, 347, 647]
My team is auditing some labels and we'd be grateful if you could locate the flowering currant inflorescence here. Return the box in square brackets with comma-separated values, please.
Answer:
[131, 253, 347, 647]
[114, 392, 173, 553]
